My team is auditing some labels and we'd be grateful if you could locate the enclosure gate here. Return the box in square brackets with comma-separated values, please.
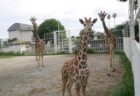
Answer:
[44, 30, 72, 54]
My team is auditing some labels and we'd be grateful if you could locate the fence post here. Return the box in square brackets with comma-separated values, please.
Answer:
[68, 30, 72, 53]
[53, 31, 57, 54]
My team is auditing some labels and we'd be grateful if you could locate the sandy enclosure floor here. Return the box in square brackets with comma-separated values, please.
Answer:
[0, 54, 123, 96]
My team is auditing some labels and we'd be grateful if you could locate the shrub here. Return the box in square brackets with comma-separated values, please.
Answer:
[0, 52, 23, 56]
[74, 48, 95, 54]
[87, 48, 95, 53]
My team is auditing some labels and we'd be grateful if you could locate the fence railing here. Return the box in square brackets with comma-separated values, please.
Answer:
[72, 37, 123, 53]
[88, 37, 123, 52]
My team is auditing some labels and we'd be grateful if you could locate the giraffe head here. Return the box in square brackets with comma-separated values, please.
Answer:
[79, 17, 97, 32]
[98, 11, 107, 21]
[30, 17, 37, 26]
[30, 17, 38, 36]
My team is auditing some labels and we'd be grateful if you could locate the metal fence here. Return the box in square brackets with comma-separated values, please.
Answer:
[44, 30, 72, 54]
[44, 30, 123, 54]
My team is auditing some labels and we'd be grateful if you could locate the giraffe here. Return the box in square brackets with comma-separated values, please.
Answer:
[98, 11, 116, 75]
[30, 17, 45, 68]
[61, 17, 97, 96]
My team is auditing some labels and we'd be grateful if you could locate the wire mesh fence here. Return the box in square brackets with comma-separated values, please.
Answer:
[44, 30, 123, 54]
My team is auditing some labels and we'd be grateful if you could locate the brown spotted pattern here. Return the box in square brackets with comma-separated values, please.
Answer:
[98, 11, 116, 74]
[61, 17, 97, 96]
[30, 17, 45, 68]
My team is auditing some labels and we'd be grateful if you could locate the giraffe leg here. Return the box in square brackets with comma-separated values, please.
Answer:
[82, 80, 88, 96]
[110, 48, 116, 72]
[75, 81, 81, 96]
[41, 53, 44, 67]
[36, 53, 40, 68]
[111, 50, 116, 72]
[108, 47, 115, 76]
[39, 53, 41, 67]
[67, 78, 73, 96]
[108, 46, 112, 76]
[62, 72, 68, 96]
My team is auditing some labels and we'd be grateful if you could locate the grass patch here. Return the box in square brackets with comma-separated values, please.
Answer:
[0, 56, 14, 59]
[0, 52, 23, 58]
[110, 52, 134, 96]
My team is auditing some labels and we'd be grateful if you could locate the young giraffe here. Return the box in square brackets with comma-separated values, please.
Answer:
[61, 17, 97, 96]
[30, 17, 45, 68]
[98, 11, 116, 75]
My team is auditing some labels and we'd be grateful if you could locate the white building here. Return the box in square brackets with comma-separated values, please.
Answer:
[0, 23, 34, 53]
[8, 23, 33, 42]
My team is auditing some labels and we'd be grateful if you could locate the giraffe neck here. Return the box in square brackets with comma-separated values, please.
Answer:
[32, 24, 40, 42]
[102, 20, 110, 36]
[77, 29, 89, 60]
[34, 31, 40, 42]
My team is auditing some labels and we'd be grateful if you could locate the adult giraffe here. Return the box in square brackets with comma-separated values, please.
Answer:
[30, 17, 45, 68]
[98, 11, 116, 75]
[61, 17, 97, 96]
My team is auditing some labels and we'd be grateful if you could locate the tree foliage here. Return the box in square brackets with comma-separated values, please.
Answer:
[134, 22, 139, 42]
[111, 22, 128, 37]
[107, 14, 111, 20]
[96, 32, 104, 39]
[79, 29, 95, 39]
[38, 19, 65, 38]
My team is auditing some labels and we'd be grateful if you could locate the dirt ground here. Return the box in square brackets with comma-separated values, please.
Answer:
[0, 54, 124, 96]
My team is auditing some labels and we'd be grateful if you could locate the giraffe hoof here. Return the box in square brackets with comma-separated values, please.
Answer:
[107, 73, 114, 77]
[112, 68, 116, 72]
[107, 73, 111, 76]
[83, 92, 87, 96]
[38, 67, 42, 71]
[42, 65, 45, 67]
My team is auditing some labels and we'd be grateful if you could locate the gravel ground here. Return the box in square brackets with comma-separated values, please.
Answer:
[0, 54, 124, 96]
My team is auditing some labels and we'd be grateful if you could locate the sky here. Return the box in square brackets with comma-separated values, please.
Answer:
[0, 0, 129, 39]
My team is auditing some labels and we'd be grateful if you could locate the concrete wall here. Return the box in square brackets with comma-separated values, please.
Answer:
[123, 37, 140, 96]
[20, 31, 33, 42]
[9, 30, 33, 42]
[0, 45, 31, 54]
[9, 31, 20, 40]
[131, 40, 140, 96]
[123, 37, 131, 61]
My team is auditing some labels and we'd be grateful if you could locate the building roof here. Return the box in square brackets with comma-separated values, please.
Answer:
[8, 23, 33, 32]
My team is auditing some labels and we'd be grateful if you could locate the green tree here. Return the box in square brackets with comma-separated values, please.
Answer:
[0, 40, 2, 48]
[111, 21, 128, 37]
[96, 32, 104, 39]
[112, 13, 117, 27]
[79, 29, 95, 39]
[134, 22, 139, 42]
[107, 14, 111, 28]
[38, 18, 65, 38]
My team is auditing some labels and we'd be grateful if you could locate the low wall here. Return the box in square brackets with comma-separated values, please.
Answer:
[0, 45, 31, 54]
[123, 37, 140, 96]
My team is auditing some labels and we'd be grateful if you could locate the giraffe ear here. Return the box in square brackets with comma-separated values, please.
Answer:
[92, 18, 97, 23]
[79, 19, 84, 24]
